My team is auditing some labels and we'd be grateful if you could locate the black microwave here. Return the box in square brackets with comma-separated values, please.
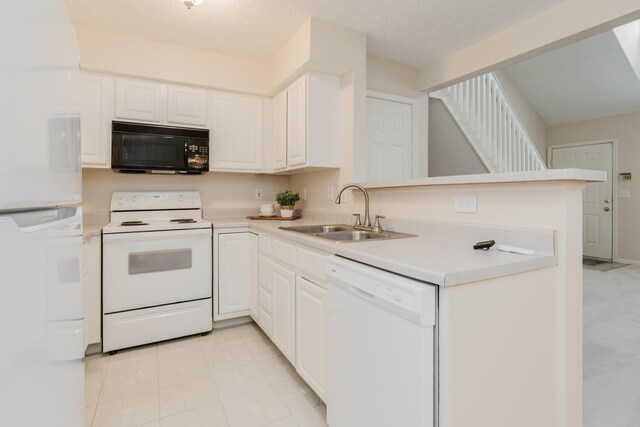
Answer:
[111, 121, 209, 174]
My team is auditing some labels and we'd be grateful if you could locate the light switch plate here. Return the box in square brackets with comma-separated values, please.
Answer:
[454, 196, 477, 213]
[619, 190, 631, 199]
[255, 188, 263, 200]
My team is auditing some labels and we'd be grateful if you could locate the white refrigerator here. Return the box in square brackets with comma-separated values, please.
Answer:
[0, 1, 84, 426]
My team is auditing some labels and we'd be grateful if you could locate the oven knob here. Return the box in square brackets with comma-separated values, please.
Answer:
[178, 194, 185, 201]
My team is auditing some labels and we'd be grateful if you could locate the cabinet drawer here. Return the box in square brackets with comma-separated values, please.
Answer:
[272, 239, 296, 267]
[297, 247, 327, 286]
[259, 235, 272, 255]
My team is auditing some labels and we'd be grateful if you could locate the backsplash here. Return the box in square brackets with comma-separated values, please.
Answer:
[82, 168, 291, 215]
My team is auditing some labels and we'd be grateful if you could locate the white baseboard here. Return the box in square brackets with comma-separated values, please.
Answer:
[614, 258, 640, 266]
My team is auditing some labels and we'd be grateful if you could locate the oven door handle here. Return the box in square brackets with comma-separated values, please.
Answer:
[103, 228, 212, 242]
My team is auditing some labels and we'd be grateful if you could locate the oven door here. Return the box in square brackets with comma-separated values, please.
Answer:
[103, 228, 212, 313]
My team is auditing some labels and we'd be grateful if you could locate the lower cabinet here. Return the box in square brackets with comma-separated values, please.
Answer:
[214, 228, 258, 321]
[271, 262, 296, 364]
[83, 234, 102, 349]
[296, 276, 327, 400]
[253, 233, 327, 400]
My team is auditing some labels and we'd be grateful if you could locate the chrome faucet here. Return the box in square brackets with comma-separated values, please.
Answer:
[335, 184, 371, 228]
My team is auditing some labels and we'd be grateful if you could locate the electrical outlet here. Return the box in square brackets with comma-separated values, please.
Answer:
[255, 188, 263, 200]
[302, 188, 307, 201]
[327, 185, 334, 201]
[454, 196, 477, 213]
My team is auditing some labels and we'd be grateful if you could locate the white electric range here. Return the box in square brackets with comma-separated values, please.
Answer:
[102, 191, 213, 353]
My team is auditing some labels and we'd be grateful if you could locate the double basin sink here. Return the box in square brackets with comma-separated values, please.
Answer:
[279, 224, 416, 243]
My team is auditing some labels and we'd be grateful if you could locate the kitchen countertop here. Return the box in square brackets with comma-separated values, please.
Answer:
[211, 217, 557, 287]
[361, 168, 606, 189]
[83, 223, 104, 242]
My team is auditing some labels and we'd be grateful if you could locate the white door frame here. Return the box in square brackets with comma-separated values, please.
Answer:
[366, 90, 429, 179]
[547, 139, 618, 262]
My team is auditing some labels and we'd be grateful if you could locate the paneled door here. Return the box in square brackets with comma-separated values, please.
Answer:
[550, 142, 613, 260]
[366, 96, 413, 181]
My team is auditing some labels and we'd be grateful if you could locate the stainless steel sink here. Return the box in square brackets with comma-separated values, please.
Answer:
[279, 224, 354, 234]
[279, 224, 416, 243]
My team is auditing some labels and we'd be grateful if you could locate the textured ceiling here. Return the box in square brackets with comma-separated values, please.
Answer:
[504, 30, 640, 126]
[64, 0, 563, 68]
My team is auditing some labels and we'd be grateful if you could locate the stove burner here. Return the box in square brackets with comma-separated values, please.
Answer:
[120, 221, 149, 226]
[170, 218, 197, 224]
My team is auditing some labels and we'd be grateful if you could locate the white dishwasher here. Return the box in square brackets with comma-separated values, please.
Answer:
[326, 256, 437, 427]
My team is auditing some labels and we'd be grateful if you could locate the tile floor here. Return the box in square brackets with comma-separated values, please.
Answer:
[85, 323, 327, 427]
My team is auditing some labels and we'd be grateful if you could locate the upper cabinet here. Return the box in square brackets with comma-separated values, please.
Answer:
[270, 72, 341, 173]
[114, 78, 209, 128]
[167, 85, 207, 127]
[115, 78, 164, 123]
[80, 73, 114, 168]
[272, 91, 288, 172]
[209, 93, 264, 172]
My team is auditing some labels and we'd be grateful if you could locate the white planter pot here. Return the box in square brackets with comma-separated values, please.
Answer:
[280, 207, 294, 218]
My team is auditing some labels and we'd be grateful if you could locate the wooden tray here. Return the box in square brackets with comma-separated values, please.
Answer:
[246, 215, 301, 221]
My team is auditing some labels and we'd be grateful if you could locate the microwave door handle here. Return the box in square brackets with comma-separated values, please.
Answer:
[184, 140, 189, 169]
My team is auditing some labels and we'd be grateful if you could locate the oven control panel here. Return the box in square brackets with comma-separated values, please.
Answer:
[111, 191, 201, 211]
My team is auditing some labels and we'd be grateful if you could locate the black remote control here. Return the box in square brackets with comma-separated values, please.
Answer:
[473, 240, 495, 250]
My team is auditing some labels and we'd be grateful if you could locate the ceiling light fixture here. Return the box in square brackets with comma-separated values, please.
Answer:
[180, 0, 204, 9]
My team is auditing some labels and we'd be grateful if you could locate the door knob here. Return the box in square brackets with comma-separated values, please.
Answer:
[604, 199, 610, 203]
[604, 207, 610, 212]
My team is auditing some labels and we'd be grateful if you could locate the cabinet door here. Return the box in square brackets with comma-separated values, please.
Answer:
[217, 232, 252, 317]
[115, 78, 163, 122]
[272, 90, 287, 171]
[258, 254, 273, 336]
[286, 76, 307, 167]
[296, 276, 326, 400]
[167, 85, 207, 127]
[248, 233, 259, 321]
[80, 74, 113, 168]
[271, 262, 296, 363]
[84, 234, 102, 346]
[210, 94, 264, 172]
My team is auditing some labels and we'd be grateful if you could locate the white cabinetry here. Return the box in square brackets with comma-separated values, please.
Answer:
[214, 228, 258, 321]
[270, 72, 340, 172]
[167, 85, 207, 126]
[248, 233, 259, 320]
[253, 233, 329, 392]
[271, 261, 296, 364]
[209, 93, 264, 172]
[115, 78, 164, 123]
[272, 91, 287, 171]
[83, 233, 102, 349]
[296, 276, 327, 400]
[80, 74, 113, 168]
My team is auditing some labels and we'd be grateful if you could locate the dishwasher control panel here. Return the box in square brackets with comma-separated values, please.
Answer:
[326, 256, 437, 327]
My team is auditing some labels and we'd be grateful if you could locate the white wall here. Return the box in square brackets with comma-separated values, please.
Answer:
[428, 98, 488, 177]
[76, 26, 271, 95]
[366, 55, 421, 98]
[82, 169, 290, 216]
[547, 110, 640, 262]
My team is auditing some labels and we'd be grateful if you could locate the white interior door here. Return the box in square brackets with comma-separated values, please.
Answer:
[366, 96, 413, 181]
[551, 142, 613, 260]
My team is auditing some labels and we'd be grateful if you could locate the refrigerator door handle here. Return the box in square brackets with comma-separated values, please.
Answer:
[0, 206, 82, 235]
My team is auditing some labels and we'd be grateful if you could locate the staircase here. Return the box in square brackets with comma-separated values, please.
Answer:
[431, 72, 546, 173]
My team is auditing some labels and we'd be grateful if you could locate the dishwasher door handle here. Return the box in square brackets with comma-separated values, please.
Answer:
[350, 285, 376, 302]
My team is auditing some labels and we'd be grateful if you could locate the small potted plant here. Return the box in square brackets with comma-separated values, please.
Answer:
[275, 190, 300, 218]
